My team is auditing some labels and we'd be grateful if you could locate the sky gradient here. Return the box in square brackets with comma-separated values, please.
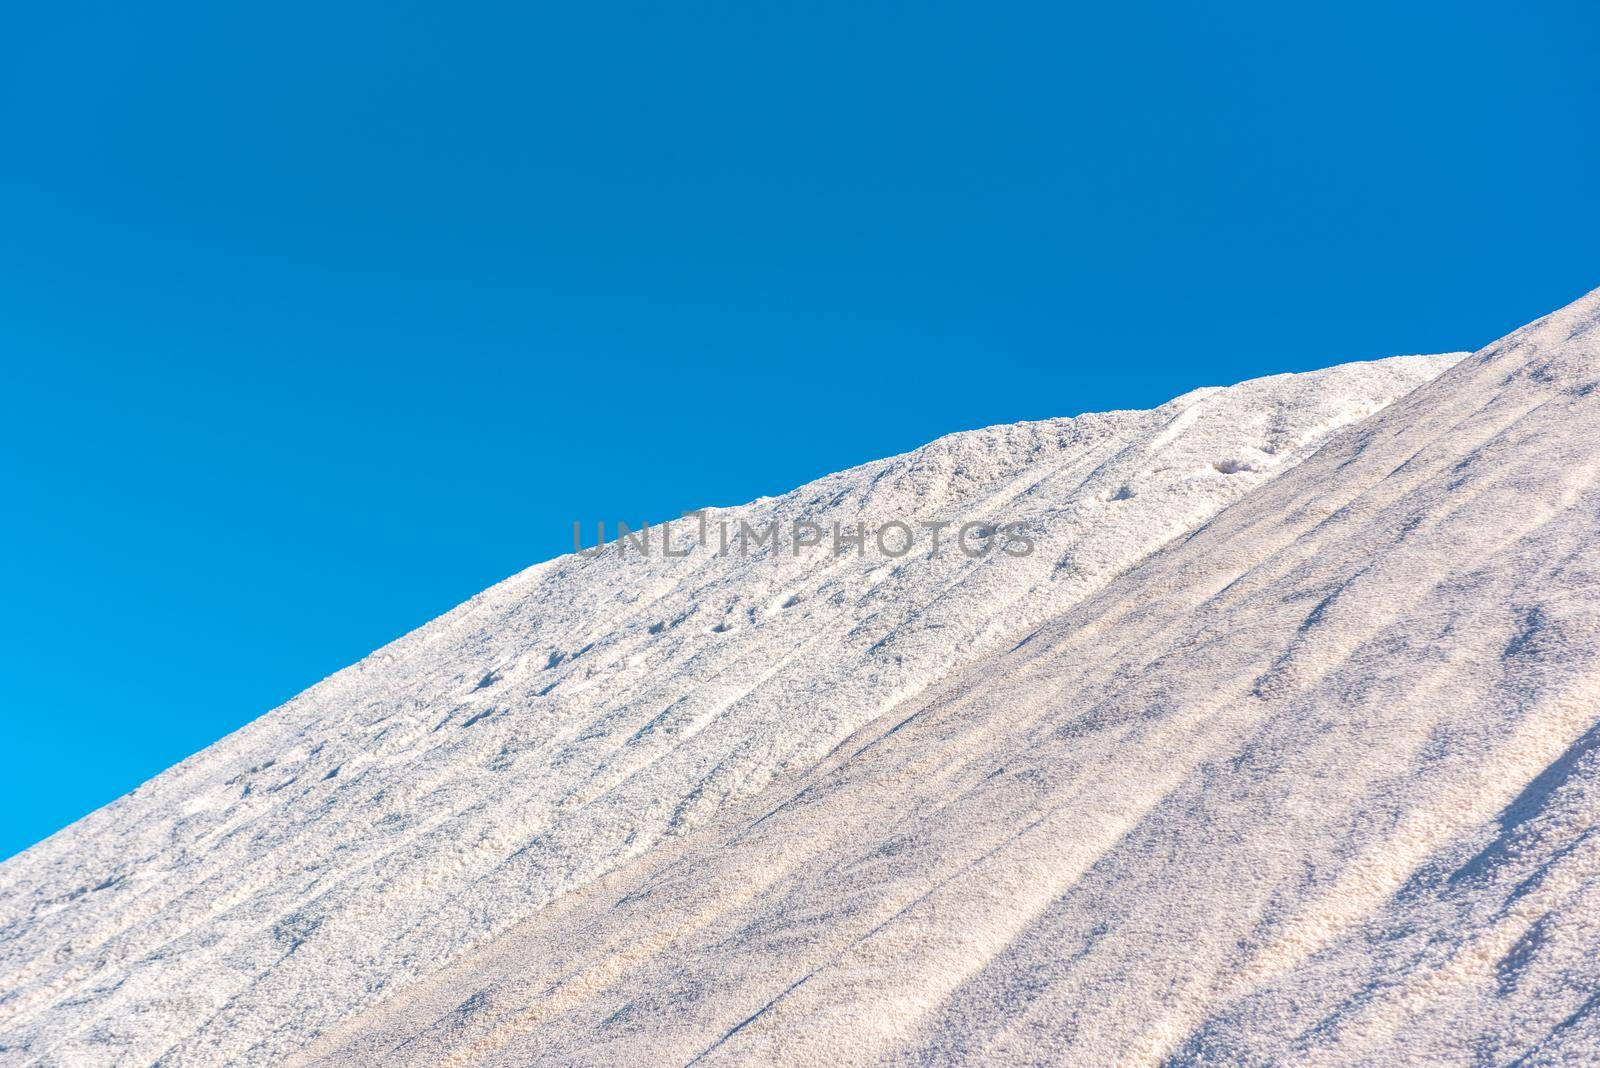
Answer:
[2, 0, 1597, 858]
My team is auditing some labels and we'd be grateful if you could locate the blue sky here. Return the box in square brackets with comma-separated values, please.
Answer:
[2, 0, 1596, 859]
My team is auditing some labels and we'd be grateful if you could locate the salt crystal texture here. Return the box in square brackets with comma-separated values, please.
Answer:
[16, 293, 1597, 1067]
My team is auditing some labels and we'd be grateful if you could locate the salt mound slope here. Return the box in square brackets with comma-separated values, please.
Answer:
[0, 356, 1451, 1064]
[300, 289, 1600, 1066]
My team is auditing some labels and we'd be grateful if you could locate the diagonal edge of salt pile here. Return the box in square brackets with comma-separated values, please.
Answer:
[0, 351, 1461, 1065]
[296, 286, 1600, 1067]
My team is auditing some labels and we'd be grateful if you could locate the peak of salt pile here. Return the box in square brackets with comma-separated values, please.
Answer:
[301, 289, 1600, 1067]
[0, 353, 1456, 1065]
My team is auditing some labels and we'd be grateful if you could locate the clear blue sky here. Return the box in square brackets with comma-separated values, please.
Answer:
[2, 1, 1596, 859]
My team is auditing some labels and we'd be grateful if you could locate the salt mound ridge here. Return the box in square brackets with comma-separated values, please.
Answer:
[308, 288, 1600, 1066]
[0, 353, 1460, 1064]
